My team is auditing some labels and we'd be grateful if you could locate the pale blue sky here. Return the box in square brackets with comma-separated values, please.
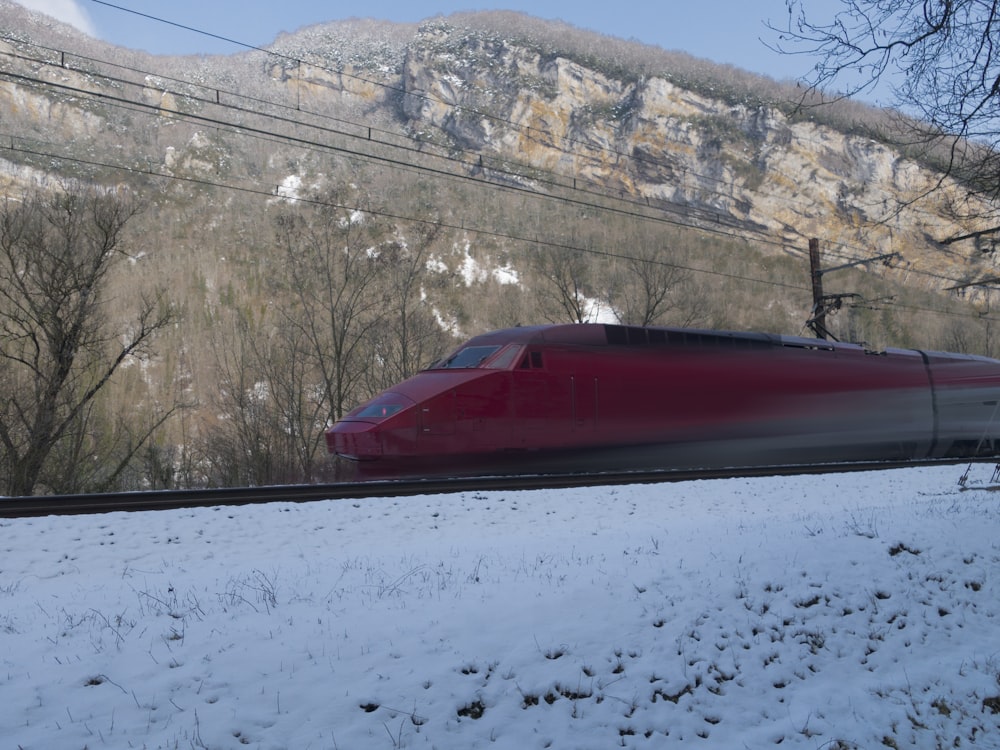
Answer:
[14, 0, 828, 85]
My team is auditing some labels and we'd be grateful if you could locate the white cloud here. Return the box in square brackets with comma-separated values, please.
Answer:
[14, 0, 98, 37]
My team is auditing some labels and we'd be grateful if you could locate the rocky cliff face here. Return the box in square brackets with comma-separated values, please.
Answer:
[391, 21, 996, 293]
[0, 3, 996, 298]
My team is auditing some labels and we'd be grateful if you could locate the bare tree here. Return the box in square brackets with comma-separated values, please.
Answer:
[363, 224, 454, 391]
[273, 189, 390, 422]
[604, 246, 704, 327]
[772, 0, 1000, 236]
[200, 309, 302, 487]
[0, 185, 173, 496]
[530, 245, 598, 323]
[202, 187, 445, 486]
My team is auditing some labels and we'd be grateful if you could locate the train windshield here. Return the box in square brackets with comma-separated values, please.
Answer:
[432, 345, 502, 369]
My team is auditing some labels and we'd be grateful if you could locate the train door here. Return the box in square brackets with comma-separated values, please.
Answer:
[512, 349, 559, 447]
[571, 374, 598, 432]
[419, 390, 456, 437]
[513, 350, 547, 437]
[512, 347, 586, 449]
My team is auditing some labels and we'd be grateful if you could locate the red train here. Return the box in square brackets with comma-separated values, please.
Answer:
[326, 323, 1000, 477]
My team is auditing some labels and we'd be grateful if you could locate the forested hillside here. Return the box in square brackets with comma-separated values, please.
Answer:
[0, 1, 997, 493]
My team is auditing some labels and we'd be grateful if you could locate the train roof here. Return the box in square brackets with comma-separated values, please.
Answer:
[467, 323, 840, 352]
[464, 323, 1000, 364]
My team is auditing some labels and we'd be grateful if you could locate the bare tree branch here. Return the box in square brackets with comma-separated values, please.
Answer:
[770, 0, 1000, 214]
[0, 184, 173, 495]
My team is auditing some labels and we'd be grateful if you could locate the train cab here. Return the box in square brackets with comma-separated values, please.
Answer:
[326, 323, 1000, 478]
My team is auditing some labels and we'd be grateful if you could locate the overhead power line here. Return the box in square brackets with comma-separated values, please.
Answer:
[75, 7, 920, 249]
[0, 136, 815, 298]
[0, 35, 961, 289]
[0, 23, 994, 328]
[0, 39, 762, 238]
[0, 25, 943, 273]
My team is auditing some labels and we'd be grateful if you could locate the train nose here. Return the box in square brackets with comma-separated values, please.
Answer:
[326, 420, 382, 460]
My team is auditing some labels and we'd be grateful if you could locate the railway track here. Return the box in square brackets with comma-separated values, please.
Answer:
[0, 458, 987, 518]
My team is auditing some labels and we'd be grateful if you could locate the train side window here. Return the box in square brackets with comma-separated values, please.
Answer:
[606, 325, 628, 345]
[627, 327, 647, 345]
[485, 345, 523, 369]
[519, 351, 544, 369]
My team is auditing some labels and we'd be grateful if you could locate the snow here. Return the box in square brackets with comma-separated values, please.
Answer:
[491, 264, 519, 286]
[582, 295, 618, 324]
[274, 174, 303, 202]
[449, 243, 520, 288]
[459, 246, 489, 286]
[425, 256, 449, 275]
[2, 464, 999, 749]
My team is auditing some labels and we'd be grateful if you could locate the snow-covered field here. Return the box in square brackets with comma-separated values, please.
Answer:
[2, 464, 999, 749]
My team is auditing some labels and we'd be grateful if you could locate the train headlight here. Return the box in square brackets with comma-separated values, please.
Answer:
[354, 402, 405, 419]
[327, 420, 383, 459]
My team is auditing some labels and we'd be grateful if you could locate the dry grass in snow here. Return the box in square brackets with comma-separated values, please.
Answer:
[2, 464, 1000, 748]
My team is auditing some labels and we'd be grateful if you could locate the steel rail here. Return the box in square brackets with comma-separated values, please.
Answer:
[0, 457, 987, 519]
